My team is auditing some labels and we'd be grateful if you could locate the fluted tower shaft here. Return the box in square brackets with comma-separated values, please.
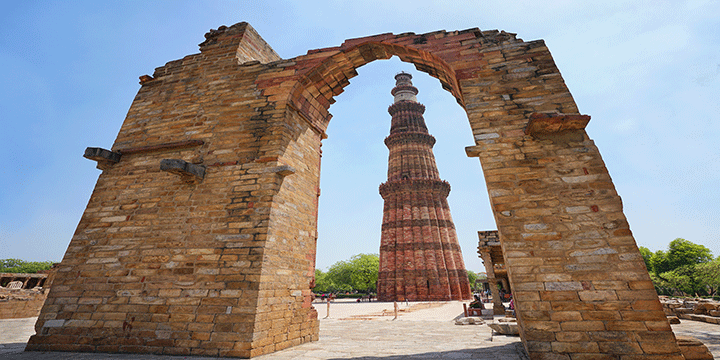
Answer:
[378, 73, 471, 301]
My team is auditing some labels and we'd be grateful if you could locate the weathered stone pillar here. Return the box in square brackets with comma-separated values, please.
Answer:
[500, 278, 509, 292]
[480, 250, 505, 315]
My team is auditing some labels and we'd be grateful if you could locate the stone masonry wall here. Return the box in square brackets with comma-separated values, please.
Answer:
[28, 22, 317, 357]
[29, 22, 684, 359]
[0, 288, 48, 319]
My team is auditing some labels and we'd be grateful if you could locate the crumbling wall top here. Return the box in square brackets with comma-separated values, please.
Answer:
[199, 21, 281, 64]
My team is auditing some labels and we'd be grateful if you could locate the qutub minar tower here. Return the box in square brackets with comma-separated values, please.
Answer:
[377, 72, 472, 301]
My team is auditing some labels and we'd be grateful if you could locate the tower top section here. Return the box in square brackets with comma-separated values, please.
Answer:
[391, 72, 419, 103]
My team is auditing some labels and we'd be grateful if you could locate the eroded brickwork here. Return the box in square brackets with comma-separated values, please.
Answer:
[0, 289, 48, 319]
[27, 23, 318, 358]
[378, 73, 471, 302]
[1, 272, 52, 319]
[28, 22, 683, 359]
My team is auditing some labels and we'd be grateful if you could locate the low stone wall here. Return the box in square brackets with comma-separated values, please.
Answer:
[676, 336, 715, 360]
[660, 296, 720, 324]
[0, 288, 48, 319]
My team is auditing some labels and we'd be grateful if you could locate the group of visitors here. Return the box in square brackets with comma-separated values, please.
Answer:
[314, 293, 376, 302]
[356, 294, 374, 302]
[469, 289, 514, 311]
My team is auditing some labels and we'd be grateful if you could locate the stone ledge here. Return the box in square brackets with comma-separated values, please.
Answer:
[465, 145, 482, 157]
[679, 313, 720, 324]
[524, 112, 590, 135]
[83, 147, 121, 170]
[676, 336, 714, 360]
[160, 159, 206, 182]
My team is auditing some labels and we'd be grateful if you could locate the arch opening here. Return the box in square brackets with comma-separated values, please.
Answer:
[313, 56, 494, 288]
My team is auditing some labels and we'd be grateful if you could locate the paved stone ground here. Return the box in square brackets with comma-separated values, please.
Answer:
[0, 300, 717, 359]
[672, 317, 720, 357]
[255, 300, 525, 360]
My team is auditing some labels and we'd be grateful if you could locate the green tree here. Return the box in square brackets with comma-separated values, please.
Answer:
[645, 239, 714, 297]
[661, 265, 704, 296]
[313, 269, 332, 293]
[0, 259, 54, 273]
[649, 272, 673, 296]
[666, 238, 713, 269]
[318, 253, 379, 294]
[467, 270, 479, 291]
[649, 250, 671, 276]
[638, 246, 653, 271]
[346, 253, 379, 292]
[325, 259, 353, 292]
[696, 259, 720, 296]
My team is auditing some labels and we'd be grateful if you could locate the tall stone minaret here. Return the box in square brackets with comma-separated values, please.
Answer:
[377, 72, 471, 301]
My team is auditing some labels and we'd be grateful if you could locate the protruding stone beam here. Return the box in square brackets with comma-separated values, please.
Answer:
[524, 112, 591, 135]
[160, 159, 206, 183]
[270, 165, 296, 177]
[465, 145, 481, 157]
[83, 147, 121, 171]
[139, 75, 154, 85]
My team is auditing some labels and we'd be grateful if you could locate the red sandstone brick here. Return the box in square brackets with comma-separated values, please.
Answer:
[527, 352, 571, 360]
[551, 341, 600, 353]
[540, 291, 579, 301]
[582, 311, 622, 321]
[560, 321, 605, 332]
[551, 311, 583, 321]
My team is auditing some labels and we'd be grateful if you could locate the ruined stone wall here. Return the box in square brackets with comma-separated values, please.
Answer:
[0, 288, 48, 319]
[28, 22, 317, 357]
[29, 22, 684, 359]
[0, 272, 53, 319]
[459, 39, 679, 357]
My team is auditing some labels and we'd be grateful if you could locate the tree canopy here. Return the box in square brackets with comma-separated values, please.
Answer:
[314, 253, 486, 295]
[643, 238, 717, 297]
[467, 270, 481, 291]
[638, 246, 653, 271]
[0, 259, 54, 273]
[665, 238, 713, 269]
[314, 254, 379, 294]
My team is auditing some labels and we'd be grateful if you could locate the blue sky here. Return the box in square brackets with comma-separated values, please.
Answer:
[1, 1, 718, 274]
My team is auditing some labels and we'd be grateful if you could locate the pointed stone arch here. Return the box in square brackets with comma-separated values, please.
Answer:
[28, 22, 685, 359]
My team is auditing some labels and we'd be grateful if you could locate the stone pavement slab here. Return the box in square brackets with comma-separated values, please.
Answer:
[257, 300, 525, 359]
[255, 319, 524, 360]
[0, 317, 37, 356]
[672, 317, 720, 357]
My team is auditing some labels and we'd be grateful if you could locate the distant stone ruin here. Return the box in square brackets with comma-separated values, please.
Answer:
[1, 272, 53, 319]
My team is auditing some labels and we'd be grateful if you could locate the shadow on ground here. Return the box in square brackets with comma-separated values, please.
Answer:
[326, 343, 529, 360]
[1, 343, 528, 360]
[0, 343, 27, 355]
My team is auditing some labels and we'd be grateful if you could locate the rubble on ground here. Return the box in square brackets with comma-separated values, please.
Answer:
[660, 296, 720, 325]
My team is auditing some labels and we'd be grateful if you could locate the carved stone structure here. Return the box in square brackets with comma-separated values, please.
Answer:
[377, 73, 471, 302]
[1, 270, 56, 319]
[477, 230, 507, 314]
[28, 22, 684, 359]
